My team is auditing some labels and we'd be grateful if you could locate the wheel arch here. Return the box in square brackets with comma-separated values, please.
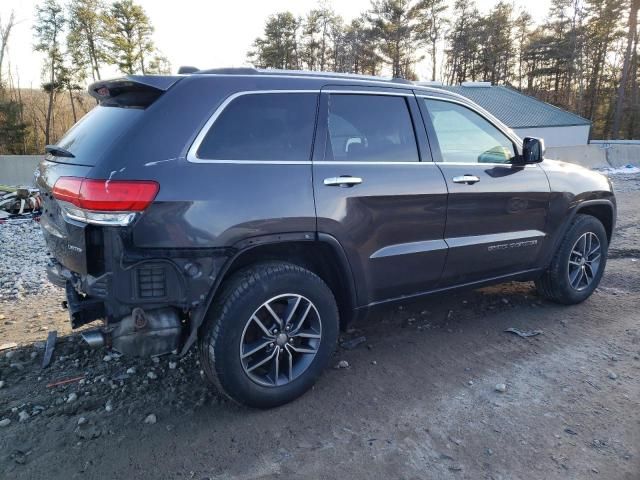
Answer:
[204, 234, 358, 333]
[574, 200, 615, 242]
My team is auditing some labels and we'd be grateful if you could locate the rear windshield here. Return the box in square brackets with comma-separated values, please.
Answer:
[48, 106, 143, 165]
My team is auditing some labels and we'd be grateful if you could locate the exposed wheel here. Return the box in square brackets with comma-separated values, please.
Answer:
[199, 262, 339, 408]
[535, 214, 608, 304]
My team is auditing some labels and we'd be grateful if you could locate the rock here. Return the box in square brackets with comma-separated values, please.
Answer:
[0, 380, 4, 389]
[103, 354, 112, 362]
[501, 298, 509, 304]
[77, 416, 87, 426]
[126, 367, 136, 375]
[0, 342, 18, 351]
[371, 360, 377, 366]
[168, 361, 177, 370]
[75, 423, 102, 440]
[30, 351, 38, 360]
[10, 362, 23, 370]
[105, 400, 113, 413]
[468, 380, 474, 386]
[495, 383, 507, 393]
[336, 360, 350, 369]
[18, 411, 29, 422]
[607, 370, 618, 380]
[67, 393, 78, 403]
[152, 356, 160, 364]
[144, 414, 157, 424]
[341, 336, 367, 350]
[147, 371, 158, 380]
[0, 418, 11, 427]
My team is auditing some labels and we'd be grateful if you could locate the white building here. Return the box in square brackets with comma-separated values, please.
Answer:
[423, 82, 591, 147]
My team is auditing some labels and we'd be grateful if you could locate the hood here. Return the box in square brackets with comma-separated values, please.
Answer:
[540, 158, 614, 197]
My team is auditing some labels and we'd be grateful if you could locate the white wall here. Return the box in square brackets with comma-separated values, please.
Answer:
[0, 156, 42, 186]
[512, 125, 590, 147]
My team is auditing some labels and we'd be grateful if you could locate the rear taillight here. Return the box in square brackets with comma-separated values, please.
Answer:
[52, 176, 159, 226]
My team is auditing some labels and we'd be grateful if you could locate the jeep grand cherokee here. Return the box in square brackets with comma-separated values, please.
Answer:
[37, 68, 616, 408]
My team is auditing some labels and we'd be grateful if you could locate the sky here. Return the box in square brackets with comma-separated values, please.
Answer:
[0, 0, 552, 88]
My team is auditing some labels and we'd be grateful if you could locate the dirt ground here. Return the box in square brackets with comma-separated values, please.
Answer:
[1, 176, 639, 480]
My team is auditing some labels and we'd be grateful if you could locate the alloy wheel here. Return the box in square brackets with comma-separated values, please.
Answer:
[239, 294, 322, 387]
[568, 232, 602, 291]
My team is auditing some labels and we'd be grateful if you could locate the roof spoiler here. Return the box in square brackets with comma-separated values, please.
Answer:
[88, 76, 182, 107]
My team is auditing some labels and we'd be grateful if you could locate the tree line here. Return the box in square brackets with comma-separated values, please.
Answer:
[249, 0, 640, 140]
[0, 0, 168, 154]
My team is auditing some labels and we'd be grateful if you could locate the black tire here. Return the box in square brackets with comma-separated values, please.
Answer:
[198, 262, 339, 408]
[535, 214, 608, 304]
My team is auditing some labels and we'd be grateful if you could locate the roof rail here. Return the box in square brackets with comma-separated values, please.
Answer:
[177, 66, 199, 74]
[390, 77, 414, 85]
[196, 67, 260, 75]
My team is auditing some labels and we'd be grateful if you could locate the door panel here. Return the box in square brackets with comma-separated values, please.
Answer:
[418, 96, 551, 285]
[437, 163, 549, 283]
[313, 89, 448, 305]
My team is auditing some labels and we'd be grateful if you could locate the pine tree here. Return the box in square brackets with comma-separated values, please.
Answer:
[67, 0, 108, 82]
[33, 0, 65, 146]
[248, 12, 301, 70]
[105, 0, 157, 75]
[413, 0, 448, 81]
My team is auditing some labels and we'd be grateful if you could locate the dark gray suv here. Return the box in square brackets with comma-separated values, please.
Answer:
[37, 68, 616, 408]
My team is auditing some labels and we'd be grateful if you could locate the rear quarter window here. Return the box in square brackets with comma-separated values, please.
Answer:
[50, 106, 144, 166]
[195, 93, 318, 161]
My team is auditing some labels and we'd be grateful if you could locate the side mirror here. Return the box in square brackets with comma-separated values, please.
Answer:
[522, 137, 545, 163]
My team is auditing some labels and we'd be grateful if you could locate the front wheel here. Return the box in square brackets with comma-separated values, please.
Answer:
[199, 262, 339, 408]
[535, 214, 609, 304]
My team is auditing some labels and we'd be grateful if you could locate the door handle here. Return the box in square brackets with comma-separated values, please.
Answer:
[452, 175, 480, 185]
[324, 176, 363, 187]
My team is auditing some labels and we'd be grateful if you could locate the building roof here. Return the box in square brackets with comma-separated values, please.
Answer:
[432, 84, 591, 129]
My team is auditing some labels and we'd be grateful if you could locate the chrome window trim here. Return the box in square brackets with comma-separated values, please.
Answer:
[322, 89, 413, 96]
[186, 90, 320, 164]
[314, 161, 437, 166]
[416, 94, 526, 162]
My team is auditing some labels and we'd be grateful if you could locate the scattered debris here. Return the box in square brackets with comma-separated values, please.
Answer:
[168, 361, 177, 370]
[77, 417, 88, 426]
[495, 383, 507, 393]
[126, 367, 136, 375]
[144, 414, 157, 425]
[18, 411, 30, 422]
[0, 418, 11, 427]
[504, 327, 543, 338]
[0, 380, 4, 389]
[564, 428, 578, 436]
[41, 330, 57, 368]
[340, 336, 367, 350]
[336, 360, 350, 369]
[147, 371, 158, 380]
[46, 375, 85, 388]
[607, 370, 618, 380]
[67, 393, 78, 403]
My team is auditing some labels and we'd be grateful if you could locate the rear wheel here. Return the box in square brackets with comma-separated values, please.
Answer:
[535, 214, 608, 304]
[199, 262, 339, 408]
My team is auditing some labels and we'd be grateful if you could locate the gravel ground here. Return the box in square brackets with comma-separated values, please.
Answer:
[0, 174, 638, 479]
[0, 217, 56, 302]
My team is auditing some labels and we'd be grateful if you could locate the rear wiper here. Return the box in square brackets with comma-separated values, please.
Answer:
[45, 145, 75, 158]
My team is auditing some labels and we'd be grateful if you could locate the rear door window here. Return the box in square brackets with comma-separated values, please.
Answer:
[325, 94, 419, 162]
[50, 106, 144, 166]
[196, 93, 318, 161]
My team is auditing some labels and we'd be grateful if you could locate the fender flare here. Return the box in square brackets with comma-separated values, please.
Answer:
[180, 232, 358, 354]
